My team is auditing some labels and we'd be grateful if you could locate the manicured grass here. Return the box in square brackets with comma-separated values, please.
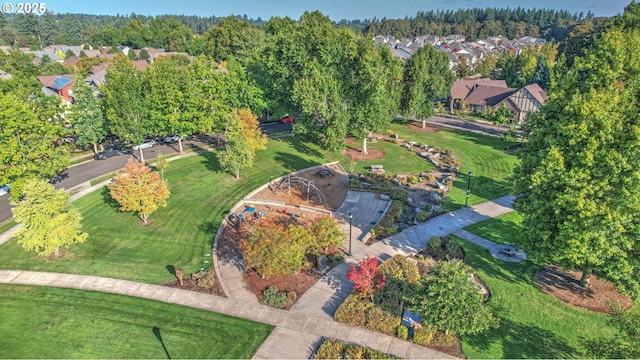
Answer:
[389, 122, 519, 210]
[0, 284, 273, 359]
[456, 213, 616, 358]
[0, 219, 17, 235]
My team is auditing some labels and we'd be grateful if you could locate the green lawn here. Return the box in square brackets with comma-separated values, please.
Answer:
[0, 219, 16, 235]
[389, 122, 519, 210]
[457, 213, 616, 358]
[0, 284, 273, 359]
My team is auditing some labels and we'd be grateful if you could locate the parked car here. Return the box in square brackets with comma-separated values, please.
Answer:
[0, 184, 10, 196]
[163, 134, 186, 144]
[280, 115, 297, 123]
[94, 148, 121, 160]
[132, 140, 157, 150]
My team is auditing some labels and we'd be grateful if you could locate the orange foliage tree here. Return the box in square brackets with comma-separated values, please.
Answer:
[109, 158, 170, 225]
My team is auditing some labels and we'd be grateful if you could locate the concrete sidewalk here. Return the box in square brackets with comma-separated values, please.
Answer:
[0, 270, 452, 359]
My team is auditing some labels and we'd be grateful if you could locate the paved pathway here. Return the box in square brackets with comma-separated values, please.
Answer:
[0, 270, 452, 359]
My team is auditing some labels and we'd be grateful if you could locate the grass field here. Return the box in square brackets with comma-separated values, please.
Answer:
[457, 213, 616, 358]
[389, 122, 519, 210]
[0, 284, 273, 358]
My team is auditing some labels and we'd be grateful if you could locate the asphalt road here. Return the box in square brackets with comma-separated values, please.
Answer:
[0, 123, 292, 224]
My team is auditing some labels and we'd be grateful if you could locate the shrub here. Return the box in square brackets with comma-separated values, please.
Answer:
[397, 325, 409, 340]
[416, 210, 429, 222]
[426, 173, 436, 182]
[335, 294, 374, 326]
[344, 345, 367, 359]
[389, 188, 408, 203]
[412, 325, 437, 346]
[314, 339, 344, 359]
[427, 236, 442, 252]
[445, 180, 453, 192]
[431, 331, 458, 347]
[427, 236, 446, 259]
[327, 253, 344, 266]
[350, 178, 364, 190]
[409, 176, 420, 184]
[378, 254, 420, 284]
[260, 286, 287, 308]
[445, 238, 465, 260]
[388, 200, 404, 220]
[367, 306, 400, 335]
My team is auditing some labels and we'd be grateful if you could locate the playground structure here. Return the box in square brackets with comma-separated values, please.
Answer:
[272, 174, 327, 204]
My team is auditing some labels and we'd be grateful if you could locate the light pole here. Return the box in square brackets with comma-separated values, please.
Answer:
[465, 171, 473, 207]
[348, 213, 353, 256]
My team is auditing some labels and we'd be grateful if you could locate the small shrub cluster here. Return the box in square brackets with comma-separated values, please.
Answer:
[408, 176, 420, 184]
[378, 255, 420, 284]
[373, 215, 397, 238]
[327, 252, 344, 266]
[388, 200, 404, 220]
[412, 325, 437, 346]
[350, 177, 364, 190]
[390, 188, 408, 203]
[260, 286, 287, 308]
[314, 339, 395, 359]
[397, 325, 409, 340]
[426, 236, 465, 260]
[416, 210, 429, 222]
[334, 294, 400, 335]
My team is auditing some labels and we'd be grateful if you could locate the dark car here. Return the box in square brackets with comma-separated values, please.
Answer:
[94, 148, 121, 160]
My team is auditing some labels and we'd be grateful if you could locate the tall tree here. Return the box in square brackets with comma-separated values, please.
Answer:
[531, 55, 551, 91]
[102, 53, 151, 161]
[13, 179, 87, 258]
[400, 45, 455, 129]
[217, 109, 267, 179]
[512, 3, 640, 297]
[0, 93, 69, 200]
[346, 38, 397, 155]
[146, 54, 196, 153]
[109, 159, 170, 226]
[69, 74, 107, 153]
[455, 54, 471, 78]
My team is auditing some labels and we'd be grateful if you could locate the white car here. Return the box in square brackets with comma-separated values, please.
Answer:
[0, 184, 9, 196]
[132, 140, 157, 150]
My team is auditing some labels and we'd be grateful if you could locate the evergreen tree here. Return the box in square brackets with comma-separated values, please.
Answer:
[531, 55, 551, 90]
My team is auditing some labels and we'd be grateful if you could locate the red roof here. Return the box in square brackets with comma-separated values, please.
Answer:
[523, 83, 549, 105]
[464, 85, 515, 107]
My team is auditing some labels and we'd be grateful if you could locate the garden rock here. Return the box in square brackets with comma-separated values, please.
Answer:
[380, 194, 390, 200]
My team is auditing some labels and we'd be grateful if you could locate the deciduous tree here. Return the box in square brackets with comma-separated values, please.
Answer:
[13, 179, 87, 258]
[512, 3, 640, 297]
[400, 45, 454, 129]
[69, 73, 107, 153]
[410, 260, 496, 335]
[347, 255, 386, 302]
[0, 93, 69, 200]
[217, 109, 267, 179]
[109, 158, 170, 225]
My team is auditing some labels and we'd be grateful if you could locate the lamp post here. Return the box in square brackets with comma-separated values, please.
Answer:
[465, 171, 473, 207]
[348, 213, 353, 256]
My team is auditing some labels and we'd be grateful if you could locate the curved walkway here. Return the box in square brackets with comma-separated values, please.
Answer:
[0, 269, 452, 359]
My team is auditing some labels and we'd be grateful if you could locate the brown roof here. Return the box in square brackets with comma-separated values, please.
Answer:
[37, 74, 75, 88]
[523, 83, 549, 105]
[91, 62, 108, 74]
[133, 60, 149, 71]
[64, 56, 79, 66]
[450, 78, 508, 100]
[464, 85, 516, 107]
[99, 53, 116, 61]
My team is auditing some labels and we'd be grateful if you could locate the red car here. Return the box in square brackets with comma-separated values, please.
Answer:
[280, 115, 297, 123]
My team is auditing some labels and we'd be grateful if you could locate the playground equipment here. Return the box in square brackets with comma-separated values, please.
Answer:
[272, 174, 326, 204]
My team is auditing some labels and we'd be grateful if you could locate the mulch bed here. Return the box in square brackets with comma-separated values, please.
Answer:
[163, 270, 225, 297]
[535, 264, 633, 313]
[343, 147, 385, 160]
[405, 122, 442, 133]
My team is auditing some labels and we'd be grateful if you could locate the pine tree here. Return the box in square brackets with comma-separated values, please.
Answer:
[531, 55, 551, 91]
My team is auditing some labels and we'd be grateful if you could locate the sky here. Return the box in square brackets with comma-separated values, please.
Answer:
[35, 0, 630, 20]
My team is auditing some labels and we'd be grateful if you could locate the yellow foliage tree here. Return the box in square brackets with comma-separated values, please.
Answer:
[109, 159, 170, 225]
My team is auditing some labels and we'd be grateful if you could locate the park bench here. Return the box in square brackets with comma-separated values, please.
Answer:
[369, 165, 385, 174]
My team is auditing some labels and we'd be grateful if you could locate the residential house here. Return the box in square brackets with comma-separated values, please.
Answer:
[504, 83, 548, 123]
[37, 74, 76, 105]
[449, 78, 510, 109]
[64, 55, 79, 67]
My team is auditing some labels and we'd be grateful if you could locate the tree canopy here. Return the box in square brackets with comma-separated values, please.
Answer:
[13, 178, 87, 258]
[512, 2, 640, 298]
